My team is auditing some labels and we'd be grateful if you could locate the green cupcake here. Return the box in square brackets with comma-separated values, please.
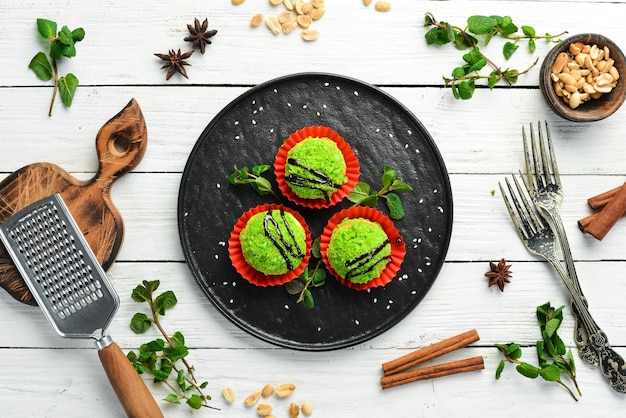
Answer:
[326, 217, 392, 284]
[240, 208, 307, 275]
[285, 137, 348, 200]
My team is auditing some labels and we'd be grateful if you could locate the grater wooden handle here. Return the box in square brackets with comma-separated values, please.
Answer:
[98, 341, 164, 418]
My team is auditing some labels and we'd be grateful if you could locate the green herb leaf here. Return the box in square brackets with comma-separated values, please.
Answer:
[467, 15, 496, 35]
[495, 360, 505, 379]
[385, 192, 405, 220]
[186, 394, 204, 409]
[71, 27, 85, 42]
[457, 80, 475, 100]
[171, 331, 185, 348]
[130, 312, 153, 334]
[36, 18, 57, 39]
[302, 289, 314, 308]
[503, 42, 519, 59]
[164, 394, 181, 404]
[28, 52, 53, 81]
[538, 364, 562, 382]
[154, 290, 177, 315]
[285, 280, 305, 295]
[516, 362, 540, 379]
[347, 182, 371, 203]
[311, 236, 321, 258]
[132, 284, 151, 303]
[58, 73, 78, 107]
[381, 167, 397, 188]
[544, 318, 560, 338]
[251, 164, 270, 176]
[522, 25, 536, 37]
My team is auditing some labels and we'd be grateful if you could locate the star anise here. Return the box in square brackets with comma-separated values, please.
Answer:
[154, 49, 194, 80]
[184, 18, 217, 54]
[485, 258, 512, 292]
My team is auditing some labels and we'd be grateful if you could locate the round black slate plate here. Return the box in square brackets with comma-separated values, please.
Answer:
[178, 73, 453, 351]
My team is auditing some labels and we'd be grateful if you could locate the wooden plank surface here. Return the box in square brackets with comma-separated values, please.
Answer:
[1, 0, 626, 416]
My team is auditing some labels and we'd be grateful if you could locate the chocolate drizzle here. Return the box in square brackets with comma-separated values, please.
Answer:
[285, 157, 342, 198]
[263, 209, 304, 270]
[344, 239, 391, 280]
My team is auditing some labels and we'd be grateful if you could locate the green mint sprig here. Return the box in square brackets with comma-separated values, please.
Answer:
[285, 237, 326, 308]
[347, 164, 413, 220]
[127, 280, 216, 410]
[28, 18, 84, 116]
[496, 302, 581, 401]
[424, 13, 565, 99]
[229, 164, 280, 200]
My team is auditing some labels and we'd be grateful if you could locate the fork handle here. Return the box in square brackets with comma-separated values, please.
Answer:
[550, 259, 626, 393]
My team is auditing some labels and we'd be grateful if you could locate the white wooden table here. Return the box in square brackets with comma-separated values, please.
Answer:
[2, 1, 626, 416]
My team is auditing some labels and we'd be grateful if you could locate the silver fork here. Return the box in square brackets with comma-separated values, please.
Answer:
[522, 121, 598, 366]
[500, 174, 626, 394]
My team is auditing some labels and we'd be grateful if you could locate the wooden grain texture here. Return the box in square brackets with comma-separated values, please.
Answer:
[98, 342, 164, 418]
[2, 0, 626, 416]
[0, 99, 147, 304]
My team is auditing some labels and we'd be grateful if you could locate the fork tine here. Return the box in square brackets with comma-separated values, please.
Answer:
[499, 180, 528, 240]
[530, 122, 547, 190]
[522, 126, 537, 193]
[542, 120, 562, 188]
[512, 174, 545, 231]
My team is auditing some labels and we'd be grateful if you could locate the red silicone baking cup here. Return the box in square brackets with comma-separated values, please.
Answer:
[320, 206, 406, 291]
[228, 204, 312, 287]
[274, 126, 360, 209]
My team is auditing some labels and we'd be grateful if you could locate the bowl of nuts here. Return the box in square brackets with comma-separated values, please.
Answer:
[540, 33, 626, 122]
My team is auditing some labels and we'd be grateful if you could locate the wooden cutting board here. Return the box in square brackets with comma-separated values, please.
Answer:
[0, 98, 147, 305]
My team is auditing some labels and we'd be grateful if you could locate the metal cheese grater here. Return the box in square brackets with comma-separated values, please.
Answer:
[0, 194, 119, 337]
[0, 194, 163, 417]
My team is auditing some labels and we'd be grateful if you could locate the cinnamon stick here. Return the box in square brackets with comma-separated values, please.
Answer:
[587, 183, 624, 210]
[382, 329, 480, 376]
[578, 181, 626, 240]
[381, 356, 485, 390]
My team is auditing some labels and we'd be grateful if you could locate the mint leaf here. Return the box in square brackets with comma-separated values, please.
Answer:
[154, 290, 177, 315]
[36, 18, 57, 39]
[130, 313, 153, 334]
[58, 73, 78, 107]
[28, 52, 53, 81]
[467, 15, 496, 35]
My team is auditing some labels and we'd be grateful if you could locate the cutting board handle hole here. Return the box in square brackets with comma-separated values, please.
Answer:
[109, 134, 131, 156]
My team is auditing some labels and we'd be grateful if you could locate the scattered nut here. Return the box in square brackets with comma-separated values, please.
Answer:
[363, 0, 372, 5]
[309, 7, 325, 20]
[270, 0, 283, 4]
[301, 29, 320, 41]
[232, 0, 246, 4]
[275, 382, 297, 397]
[222, 387, 236, 403]
[289, 402, 300, 418]
[261, 384, 275, 398]
[374, 1, 391, 12]
[297, 14, 313, 28]
[265, 16, 282, 35]
[244, 391, 262, 406]
[301, 401, 313, 416]
[311, 0, 324, 7]
[250, 13, 264, 27]
[257, 403, 273, 416]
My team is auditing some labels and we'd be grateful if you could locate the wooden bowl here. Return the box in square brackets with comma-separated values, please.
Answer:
[540, 33, 626, 122]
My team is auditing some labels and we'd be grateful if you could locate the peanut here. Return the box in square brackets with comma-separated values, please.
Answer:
[301, 401, 313, 416]
[289, 402, 300, 418]
[232, 0, 246, 5]
[265, 16, 282, 35]
[251, 13, 264, 27]
[275, 383, 297, 397]
[374, 1, 391, 12]
[244, 391, 262, 406]
[257, 403, 273, 416]
[222, 387, 236, 403]
[261, 384, 275, 398]
[301, 29, 320, 41]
